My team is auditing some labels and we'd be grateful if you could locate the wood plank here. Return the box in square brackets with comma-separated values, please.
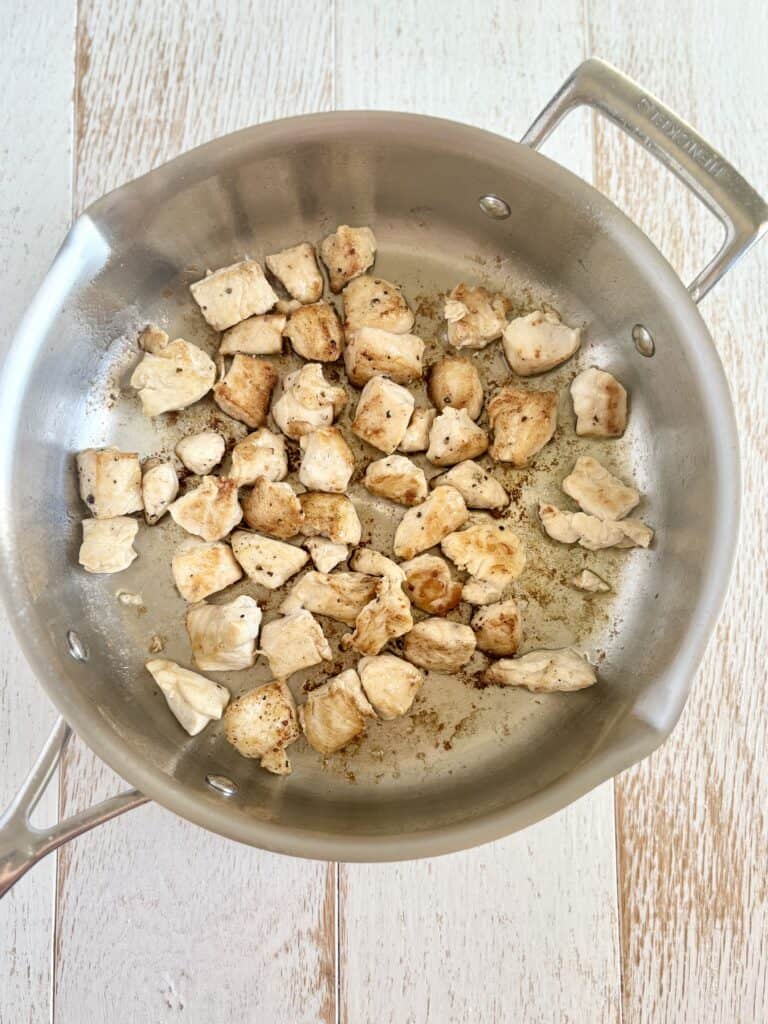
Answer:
[54, 3, 336, 1022]
[590, 4, 768, 1019]
[0, 3, 76, 1022]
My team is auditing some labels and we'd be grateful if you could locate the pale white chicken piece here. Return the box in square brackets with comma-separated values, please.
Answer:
[78, 517, 139, 574]
[171, 540, 243, 602]
[472, 599, 522, 656]
[242, 478, 304, 539]
[228, 428, 287, 485]
[130, 338, 216, 417]
[441, 521, 526, 589]
[224, 679, 300, 774]
[393, 485, 469, 560]
[343, 326, 425, 386]
[487, 386, 558, 466]
[299, 669, 376, 754]
[142, 463, 178, 524]
[363, 455, 428, 507]
[348, 547, 405, 581]
[146, 659, 230, 736]
[570, 367, 628, 438]
[426, 407, 489, 466]
[305, 538, 348, 573]
[280, 571, 378, 625]
[169, 476, 242, 542]
[398, 407, 437, 453]
[284, 301, 344, 362]
[562, 456, 640, 520]
[401, 554, 462, 615]
[484, 648, 596, 692]
[343, 275, 414, 334]
[190, 260, 278, 331]
[538, 504, 653, 551]
[299, 492, 362, 545]
[175, 431, 225, 476]
[445, 283, 508, 350]
[266, 242, 324, 304]
[428, 356, 483, 420]
[272, 363, 346, 439]
[461, 578, 505, 605]
[502, 310, 581, 376]
[77, 448, 143, 518]
[342, 575, 413, 656]
[220, 313, 285, 356]
[570, 569, 611, 593]
[298, 427, 355, 493]
[230, 530, 308, 588]
[358, 655, 423, 720]
[213, 354, 277, 428]
[259, 609, 332, 677]
[186, 595, 262, 672]
[403, 619, 476, 672]
[352, 376, 414, 454]
[431, 460, 508, 510]
[319, 225, 377, 293]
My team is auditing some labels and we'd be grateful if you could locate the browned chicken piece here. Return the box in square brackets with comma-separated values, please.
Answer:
[266, 242, 324, 304]
[224, 679, 301, 775]
[428, 356, 483, 420]
[228, 428, 287, 485]
[487, 386, 558, 466]
[79, 518, 139, 575]
[538, 504, 653, 551]
[284, 301, 344, 362]
[445, 283, 508, 350]
[570, 367, 628, 438]
[502, 310, 581, 376]
[142, 463, 178, 525]
[400, 554, 462, 615]
[186, 595, 262, 672]
[343, 326, 425, 386]
[77, 447, 143, 518]
[171, 540, 243, 602]
[259, 609, 332, 678]
[299, 669, 376, 754]
[138, 324, 169, 353]
[190, 260, 278, 330]
[304, 538, 348, 573]
[570, 569, 611, 593]
[298, 426, 355, 492]
[471, 599, 522, 656]
[393, 485, 469, 560]
[230, 530, 309, 588]
[352, 376, 415, 454]
[175, 431, 225, 476]
[169, 476, 242, 542]
[398, 407, 437, 453]
[403, 619, 476, 672]
[342, 574, 413, 656]
[280, 571, 378, 624]
[484, 648, 596, 692]
[299, 491, 362, 545]
[358, 655, 423, 720]
[272, 363, 346, 439]
[343, 275, 414, 334]
[431, 460, 508, 510]
[441, 520, 526, 589]
[426, 407, 489, 466]
[241, 478, 305, 539]
[213, 355, 277, 428]
[319, 225, 377, 293]
[220, 313, 286, 356]
[348, 547, 405, 581]
[130, 337, 217, 416]
[461, 578, 505, 605]
[562, 456, 640, 520]
[363, 455, 428, 506]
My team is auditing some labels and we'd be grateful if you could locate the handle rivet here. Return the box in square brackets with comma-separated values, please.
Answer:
[66, 630, 88, 662]
[205, 774, 238, 797]
[632, 324, 655, 357]
[478, 194, 511, 219]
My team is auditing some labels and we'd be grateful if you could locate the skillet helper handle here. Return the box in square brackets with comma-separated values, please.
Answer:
[521, 57, 768, 303]
[0, 717, 148, 898]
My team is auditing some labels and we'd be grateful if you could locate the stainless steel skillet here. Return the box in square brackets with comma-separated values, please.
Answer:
[1, 59, 765, 893]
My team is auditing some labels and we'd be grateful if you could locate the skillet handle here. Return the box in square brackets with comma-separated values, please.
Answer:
[0, 717, 148, 898]
[521, 57, 768, 303]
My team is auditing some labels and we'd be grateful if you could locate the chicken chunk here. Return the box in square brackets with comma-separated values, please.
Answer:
[77, 448, 143, 518]
[272, 363, 346, 439]
[562, 456, 640, 521]
[169, 476, 242, 542]
[319, 225, 377, 293]
[298, 426, 355, 492]
[358, 654, 423, 720]
[393, 485, 469, 560]
[78, 517, 139, 574]
[401, 554, 462, 615]
[352, 376, 414, 454]
[284, 301, 344, 362]
[461, 578, 505, 605]
[146, 659, 230, 736]
[445, 283, 508, 350]
[242, 478, 304, 539]
[299, 492, 362, 545]
[570, 569, 611, 593]
[213, 355, 277, 428]
[441, 521, 526, 588]
[363, 455, 428, 506]
[137, 324, 169, 354]
[130, 338, 217, 416]
[142, 463, 178, 524]
[304, 537, 348, 573]
[348, 547, 405, 581]
[190, 260, 278, 330]
[487, 386, 558, 466]
[342, 574, 413, 656]
[266, 242, 324, 304]
[186, 595, 262, 671]
[570, 367, 628, 438]
[538, 504, 653, 551]
[432, 460, 508, 510]
[228, 428, 287, 485]
[484, 648, 596, 692]
[343, 276, 414, 334]
[224, 679, 300, 774]
[398, 407, 437, 453]
[426, 407, 489, 466]
[299, 669, 376, 754]
[259, 609, 332, 677]
[343, 326, 425, 386]
[175, 432, 225, 476]
[502, 310, 581, 376]
[280, 571, 378, 624]
[171, 540, 243, 602]
[403, 619, 476, 672]
[220, 313, 286, 356]
[230, 530, 308, 588]
[428, 356, 483, 420]
[471, 599, 522, 656]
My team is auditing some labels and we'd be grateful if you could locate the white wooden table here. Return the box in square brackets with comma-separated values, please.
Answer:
[2, 3, 766, 1020]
